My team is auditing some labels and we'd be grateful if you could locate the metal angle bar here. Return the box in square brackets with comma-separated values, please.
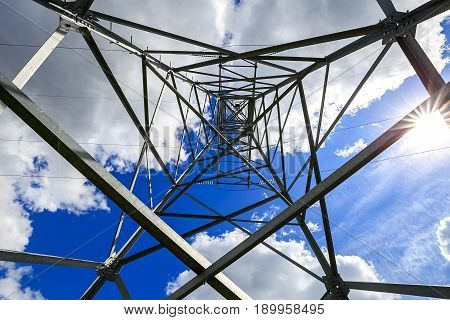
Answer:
[115, 275, 132, 300]
[174, 85, 194, 178]
[81, 135, 218, 299]
[300, 64, 329, 229]
[205, 81, 273, 89]
[89, 10, 294, 73]
[186, 193, 323, 282]
[175, 24, 383, 72]
[142, 55, 155, 210]
[161, 212, 220, 220]
[159, 213, 302, 227]
[254, 99, 263, 144]
[81, 137, 214, 299]
[199, 90, 212, 152]
[109, 143, 147, 256]
[167, 83, 450, 300]
[149, 74, 169, 131]
[145, 60, 292, 204]
[185, 70, 239, 81]
[0, 249, 101, 269]
[170, 73, 195, 158]
[178, 165, 267, 186]
[251, 56, 323, 62]
[106, 133, 217, 278]
[253, 80, 298, 127]
[299, 222, 332, 278]
[260, 94, 278, 155]
[376, 0, 397, 16]
[157, 135, 217, 211]
[346, 281, 450, 299]
[33, 0, 208, 94]
[222, 61, 296, 74]
[144, 50, 222, 56]
[81, 276, 106, 299]
[298, 81, 338, 277]
[287, 43, 392, 192]
[376, 0, 445, 95]
[0, 72, 250, 300]
[0, 26, 67, 114]
[142, 56, 150, 134]
[236, 59, 297, 73]
[81, 29, 176, 186]
[271, 89, 297, 160]
[198, 74, 291, 86]
[316, 63, 330, 145]
[276, 90, 287, 188]
[121, 195, 279, 265]
[74, 0, 95, 15]
[91, 10, 229, 54]
[248, 67, 257, 187]
[145, 147, 154, 209]
[216, 65, 222, 185]
[397, 31, 445, 95]
[13, 27, 67, 90]
[249, 134, 292, 203]
[231, 218, 299, 226]
[221, 66, 248, 80]
[317, 44, 392, 148]
[262, 98, 271, 162]
[193, 85, 209, 142]
[259, 0, 449, 98]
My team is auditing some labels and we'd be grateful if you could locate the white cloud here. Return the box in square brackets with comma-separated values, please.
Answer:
[0, 0, 447, 299]
[437, 217, 450, 261]
[166, 229, 394, 299]
[306, 221, 321, 233]
[251, 205, 279, 222]
[334, 138, 367, 158]
[0, 262, 44, 300]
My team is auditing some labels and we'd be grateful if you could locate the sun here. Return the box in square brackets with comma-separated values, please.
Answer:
[405, 111, 449, 150]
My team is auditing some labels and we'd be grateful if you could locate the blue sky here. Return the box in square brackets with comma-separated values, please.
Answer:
[0, 0, 449, 300]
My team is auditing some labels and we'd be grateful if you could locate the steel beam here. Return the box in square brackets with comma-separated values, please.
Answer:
[122, 195, 278, 265]
[175, 24, 383, 72]
[0, 249, 101, 269]
[115, 275, 132, 300]
[73, 0, 95, 15]
[109, 143, 147, 256]
[0, 71, 250, 300]
[376, 0, 445, 95]
[398, 29, 446, 95]
[347, 281, 450, 299]
[0, 26, 67, 114]
[168, 83, 450, 299]
[90, 10, 295, 73]
[259, 0, 449, 98]
[145, 60, 292, 205]
[81, 28, 176, 186]
[298, 81, 339, 278]
[287, 43, 392, 192]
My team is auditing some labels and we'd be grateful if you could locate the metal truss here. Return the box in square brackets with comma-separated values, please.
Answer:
[0, 0, 449, 300]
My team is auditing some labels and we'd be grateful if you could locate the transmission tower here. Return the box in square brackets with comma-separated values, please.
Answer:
[0, 0, 449, 300]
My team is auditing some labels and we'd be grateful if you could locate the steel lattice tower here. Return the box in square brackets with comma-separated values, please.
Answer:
[0, 0, 449, 300]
